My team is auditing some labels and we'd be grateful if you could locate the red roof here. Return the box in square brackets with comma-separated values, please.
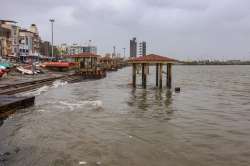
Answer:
[63, 52, 98, 58]
[129, 54, 177, 63]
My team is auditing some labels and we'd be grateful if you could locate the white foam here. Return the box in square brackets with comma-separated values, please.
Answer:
[52, 80, 68, 88]
[37, 109, 46, 112]
[79, 161, 87, 165]
[59, 100, 103, 111]
[22, 85, 49, 96]
[19, 80, 68, 96]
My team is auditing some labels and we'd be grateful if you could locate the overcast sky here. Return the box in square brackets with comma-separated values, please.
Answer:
[1, 0, 250, 60]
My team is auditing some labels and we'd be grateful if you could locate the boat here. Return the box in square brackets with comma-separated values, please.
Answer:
[16, 66, 35, 75]
[42, 62, 78, 71]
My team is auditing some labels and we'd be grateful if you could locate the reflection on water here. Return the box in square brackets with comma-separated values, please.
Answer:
[1, 66, 250, 166]
[128, 89, 173, 120]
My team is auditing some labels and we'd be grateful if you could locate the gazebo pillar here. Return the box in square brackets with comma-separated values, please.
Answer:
[141, 63, 147, 88]
[91, 57, 93, 69]
[159, 64, 163, 89]
[167, 63, 172, 89]
[132, 64, 137, 87]
[83, 58, 85, 68]
[156, 64, 159, 87]
[144, 64, 147, 88]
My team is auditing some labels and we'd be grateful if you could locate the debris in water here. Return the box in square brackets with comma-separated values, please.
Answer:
[129, 135, 133, 138]
[175, 87, 181, 93]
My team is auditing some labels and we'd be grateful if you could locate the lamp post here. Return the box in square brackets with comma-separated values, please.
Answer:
[123, 48, 126, 58]
[49, 19, 55, 61]
[113, 46, 116, 58]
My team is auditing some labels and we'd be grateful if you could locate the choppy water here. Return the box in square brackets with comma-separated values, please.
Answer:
[1, 65, 250, 166]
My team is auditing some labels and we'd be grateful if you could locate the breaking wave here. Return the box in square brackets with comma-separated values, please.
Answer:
[19, 80, 68, 96]
[58, 100, 103, 111]
[52, 80, 68, 88]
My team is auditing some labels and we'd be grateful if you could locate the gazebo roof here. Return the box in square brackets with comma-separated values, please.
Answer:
[128, 54, 177, 64]
[64, 52, 99, 58]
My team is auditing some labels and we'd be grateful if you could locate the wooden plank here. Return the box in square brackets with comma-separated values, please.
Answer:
[132, 64, 136, 87]
[156, 64, 159, 87]
[167, 64, 172, 89]
[143, 64, 147, 88]
[141, 64, 145, 88]
[159, 64, 163, 89]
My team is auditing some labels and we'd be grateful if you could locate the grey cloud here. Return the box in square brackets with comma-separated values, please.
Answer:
[1, 0, 250, 60]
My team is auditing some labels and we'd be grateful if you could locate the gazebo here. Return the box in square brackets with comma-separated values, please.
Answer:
[64, 52, 106, 78]
[100, 56, 118, 71]
[64, 52, 98, 71]
[128, 54, 177, 89]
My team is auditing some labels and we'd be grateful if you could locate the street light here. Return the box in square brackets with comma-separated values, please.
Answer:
[123, 48, 126, 58]
[113, 46, 116, 58]
[49, 19, 55, 60]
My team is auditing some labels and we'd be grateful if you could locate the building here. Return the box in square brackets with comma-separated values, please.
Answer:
[58, 43, 68, 55]
[40, 41, 51, 57]
[18, 24, 42, 62]
[29, 24, 41, 56]
[130, 37, 137, 57]
[0, 20, 20, 57]
[0, 25, 11, 57]
[139, 41, 146, 56]
[19, 29, 34, 61]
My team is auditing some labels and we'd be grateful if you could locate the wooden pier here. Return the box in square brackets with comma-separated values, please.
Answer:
[128, 54, 177, 89]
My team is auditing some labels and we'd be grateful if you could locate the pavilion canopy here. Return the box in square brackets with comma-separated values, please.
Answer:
[128, 54, 177, 64]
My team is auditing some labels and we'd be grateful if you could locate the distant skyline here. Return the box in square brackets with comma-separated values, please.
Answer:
[1, 0, 250, 60]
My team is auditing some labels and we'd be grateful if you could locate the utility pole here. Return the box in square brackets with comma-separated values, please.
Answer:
[113, 46, 116, 58]
[49, 19, 55, 61]
[123, 48, 126, 58]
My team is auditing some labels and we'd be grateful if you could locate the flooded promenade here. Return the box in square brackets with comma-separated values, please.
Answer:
[1, 65, 250, 166]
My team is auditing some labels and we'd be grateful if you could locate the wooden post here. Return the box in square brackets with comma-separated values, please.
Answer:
[132, 64, 136, 88]
[166, 64, 168, 88]
[83, 58, 85, 69]
[91, 57, 93, 69]
[156, 64, 159, 87]
[159, 64, 163, 89]
[141, 63, 145, 88]
[143, 64, 147, 88]
[167, 63, 172, 89]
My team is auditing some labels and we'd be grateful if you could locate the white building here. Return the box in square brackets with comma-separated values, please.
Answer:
[59, 43, 97, 55]
[19, 24, 41, 62]
[19, 29, 33, 57]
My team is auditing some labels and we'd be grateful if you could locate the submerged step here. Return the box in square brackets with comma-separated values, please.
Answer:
[0, 95, 35, 114]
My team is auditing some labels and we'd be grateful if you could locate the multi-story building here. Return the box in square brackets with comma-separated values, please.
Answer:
[0, 21, 42, 60]
[19, 29, 34, 61]
[139, 41, 146, 56]
[29, 24, 41, 56]
[19, 24, 42, 62]
[59, 43, 68, 55]
[0, 25, 11, 57]
[130, 37, 137, 57]
[0, 20, 20, 57]
[40, 41, 51, 57]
